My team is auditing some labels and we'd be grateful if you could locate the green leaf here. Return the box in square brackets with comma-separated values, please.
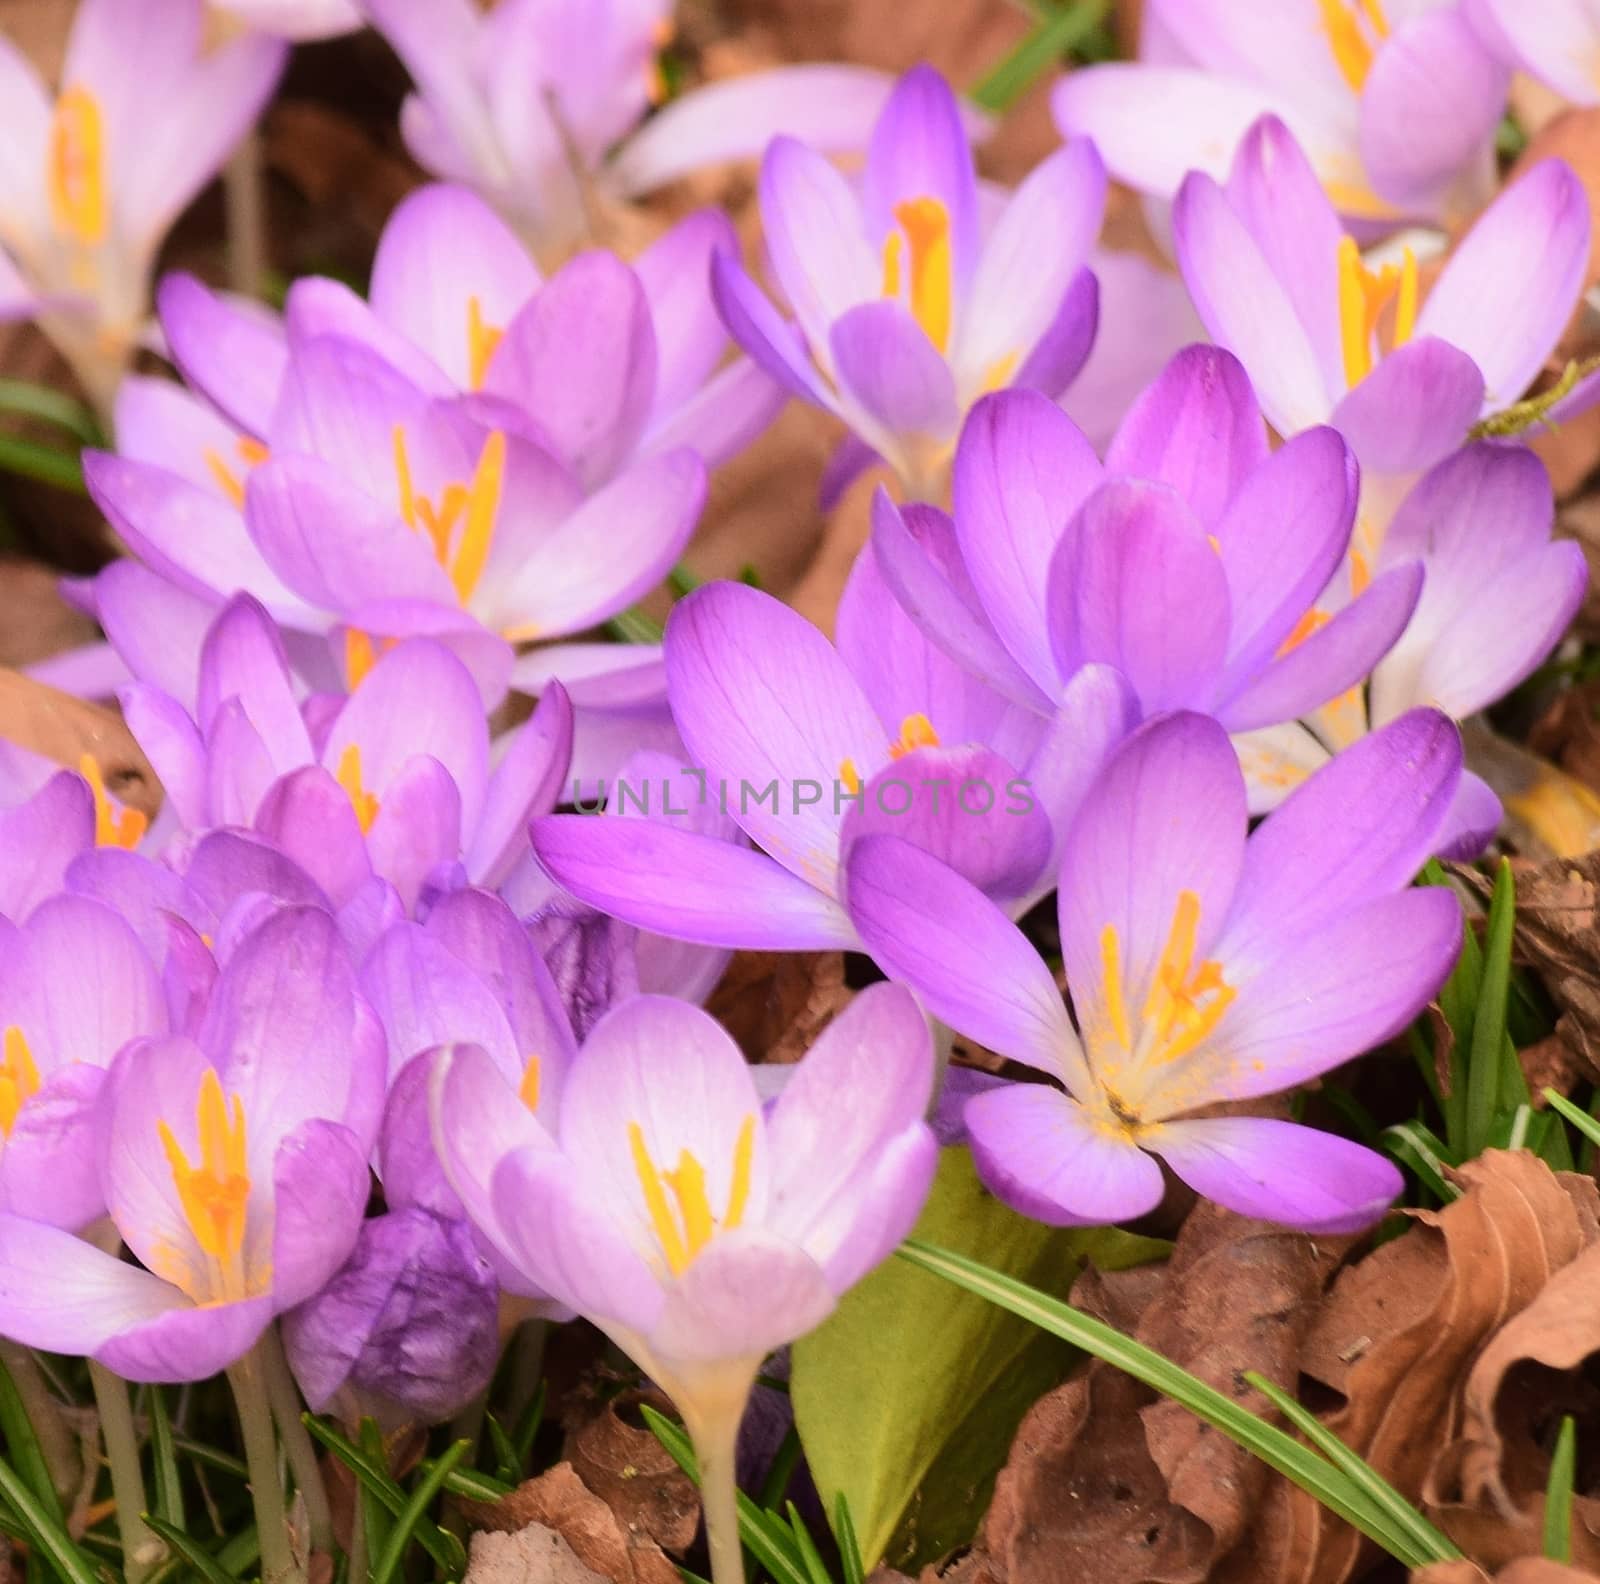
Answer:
[148, 1386, 186, 1532]
[0, 380, 102, 445]
[141, 1514, 236, 1584]
[512, 1379, 547, 1468]
[971, 0, 1110, 111]
[0, 1352, 64, 1531]
[371, 1439, 469, 1584]
[791, 1148, 1167, 1570]
[0, 1451, 103, 1584]
[896, 1238, 1461, 1569]
[1464, 858, 1518, 1155]
[1546, 1415, 1577, 1562]
[0, 432, 84, 492]
[605, 607, 664, 644]
[833, 1495, 864, 1584]
[1545, 1088, 1600, 1150]
[1381, 1120, 1459, 1203]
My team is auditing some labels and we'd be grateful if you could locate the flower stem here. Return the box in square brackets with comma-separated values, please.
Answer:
[673, 1360, 759, 1584]
[259, 1329, 333, 1555]
[225, 133, 268, 300]
[87, 1361, 160, 1584]
[0, 1342, 81, 1505]
[228, 1344, 304, 1584]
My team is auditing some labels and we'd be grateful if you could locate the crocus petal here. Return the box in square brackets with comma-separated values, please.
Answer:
[0, 773, 95, 921]
[284, 277, 454, 396]
[467, 683, 573, 886]
[1172, 169, 1332, 436]
[1013, 266, 1099, 400]
[0, 1064, 108, 1229]
[956, 141, 1107, 393]
[965, 1084, 1165, 1226]
[365, 757, 464, 914]
[1105, 344, 1269, 529]
[114, 374, 252, 496]
[94, 560, 218, 704]
[1466, 0, 1600, 104]
[830, 301, 959, 447]
[1149, 1117, 1402, 1233]
[1417, 160, 1591, 409]
[952, 390, 1103, 694]
[0, 35, 51, 241]
[1327, 338, 1487, 475]
[635, 209, 739, 417]
[1437, 771, 1503, 860]
[709, 251, 837, 409]
[97, 1295, 277, 1383]
[530, 816, 857, 951]
[843, 834, 1085, 1086]
[156, 273, 287, 437]
[254, 767, 374, 907]
[271, 1119, 372, 1309]
[1359, 9, 1507, 211]
[1225, 708, 1461, 952]
[197, 594, 313, 768]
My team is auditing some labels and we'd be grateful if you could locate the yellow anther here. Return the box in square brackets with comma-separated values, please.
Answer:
[78, 754, 146, 850]
[1276, 607, 1330, 658]
[48, 85, 108, 246]
[449, 431, 505, 602]
[889, 712, 940, 759]
[839, 758, 862, 796]
[1350, 547, 1373, 598]
[1392, 245, 1418, 348]
[335, 743, 380, 834]
[1142, 889, 1236, 1065]
[157, 1068, 250, 1263]
[884, 197, 953, 353]
[1098, 925, 1132, 1051]
[344, 628, 378, 690]
[466, 295, 503, 391]
[518, 1054, 541, 1115]
[1319, 0, 1388, 93]
[204, 450, 246, 508]
[628, 1114, 756, 1277]
[1336, 237, 1417, 388]
[0, 1028, 40, 1138]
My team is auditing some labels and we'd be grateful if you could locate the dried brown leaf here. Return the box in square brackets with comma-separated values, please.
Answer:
[703, 950, 851, 1063]
[465, 1523, 610, 1584]
[1414, 1563, 1600, 1584]
[563, 1393, 700, 1556]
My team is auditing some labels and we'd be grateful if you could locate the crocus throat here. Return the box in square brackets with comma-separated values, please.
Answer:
[78, 754, 147, 849]
[1336, 235, 1417, 387]
[1318, 0, 1390, 93]
[48, 85, 108, 248]
[157, 1068, 251, 1275]
[393, 426, 507, 602]
[882, 197, 953, 353]
[0, 1028, 40, 1138]
[335, 744, 380, 834]
[466, 296, 503, 391]
[202, 436, 270, 509]
[629, 1115, 755, 1277]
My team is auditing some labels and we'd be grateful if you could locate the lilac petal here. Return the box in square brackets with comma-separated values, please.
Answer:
[664, 581, 882, 891]
[1360, 10, 1507, 211]
[366, 757, 465, 914]
[0, 1064, 108, 1228]
[98, 1295, 277, 1383]
[1211, 425, 1358, 689]
[819, 435, 881, 513]
[651, 1230, 837, 1363]
[1466, 0, 1599, 104]
[1226, 708, 1462, 953]
[94, 560, 217, 704]
[757, 135, 879, 357]
[642, 355, 788, 471]
[493, 449, 705, 639]
[0, 772, 94, 920]
[486, 252, 656, 487]
[709, 251, 836, 408]
[1216, 562, 1421, 733]
[957, 141, 1107, 395]
[966, 1084, 1165, 1226]
[1058, 712, 1247, 1032]
[868, 492, 1052, 713]
[1105, 345, 1268, 529]
[117, 686, 204, 833]
[1419, 160, 1590, 407]
[467, 682, 573, 886]
[1329, 338, 1487, 476]
[862, 65, 980, 290]
[1437, 771, 1503, 860]
[1198, 888, 1462, 1103]
[635, 209, 739, 417]
[531, 816, 857, 950]
[1014, 265, 1099, 400]
[197, 594, 312, 766]
[608, 64, 898, 197]
[843, 833, 1083, 1085]
[1172, 169, 1332, 436]
[764, 982, 935, 1284]
[829, 301, 960, 445]
[380, 1058, 462, 1215]
[1149, 1117, 1402, 1234]
[285, 277, 454, 397]
[370, 183, 540, 390]
[0, 1213, 190, 1358]
[255, 766, 373, 907]
[952, 390, 1103, 693]
[271, 1118, 372, 1309]
[157, 273, 287, 436]
[114, 374, 252, 495]
[180, 828, 333, 918]
[1222, 116, 1347, 400]
[0, 37, 50, 241]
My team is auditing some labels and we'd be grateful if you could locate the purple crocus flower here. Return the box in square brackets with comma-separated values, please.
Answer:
[361, 0, 897, 261]
[0, 0, 284, 409]
[0, 771, 97, 920]
[871, 349, 1419, 763]
[713, 65, 1106, 497]
[846, 709, 1464, 1233]
[1054, 0, 1506, 227]
[1237, 440, 1586, 845]
[431, 983, 935, 1472]
[212, 0, 361, 39]
[0, 907, 384, 1381]
[0, 895, 165, 1230]
[530, 564, 1067, 953]
[1174, 116, 1591, 498]
[1466, 0, 1600, 105]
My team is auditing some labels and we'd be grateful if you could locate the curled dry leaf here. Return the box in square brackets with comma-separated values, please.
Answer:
[1242, 1151, 1599, 1584]
[464, 1523, 610, 1584]
[563, 1392, 701, 1556]
[460, 1461, 680, 1584]
[1413, 1563, 1600, 1583]
[1426, 1238, 1600, 1569]
[973, 1201, 1342, 1584]
[703, 950, 852, 1064]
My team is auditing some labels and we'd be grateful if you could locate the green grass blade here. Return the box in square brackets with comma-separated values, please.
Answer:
[141, 1513, 236, 1584]
[1543, 1088, 1600, 1150]
[0, 433, 85, 492]
[758, 1425, 801, 1513]
[148, 1386, 186, 1531]
[833, 1494, 864, 1584]
[606, 607, 664, 644]
[0, 1451, 103, 1584]
[1381, 1121, 1459, 1203]
[1243, 1372, 1457, 1563]
[1546, 1416, 1576, 1562]
[371, 1439, 469, 1584]
[422, 1461, 513, 1501]
[641, 1405, 812, 1584]
[485, 1412, 520, 1485]
[512, 1380, 547, 1468]
[1464, 858, 1515, 1155]
[171, 1437, 249, 1482]
[785, 1503, 833, 1584]
[213, 1524, 258, 1578]
[971, 0, 1109, 111]
[896, 1240, 1460, 1567]
[0, 1353, 64, 1529]
[0, 380, 102, 445]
